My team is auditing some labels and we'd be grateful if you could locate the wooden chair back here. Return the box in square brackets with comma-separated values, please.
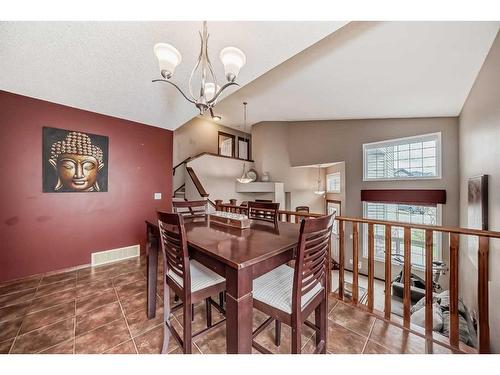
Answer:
[295, 206, 310, 213]
[172, 200, 207, 219]
[247, 201, 280, 223]
[157, 211, 191, 294]
[292, 213, 335, 314]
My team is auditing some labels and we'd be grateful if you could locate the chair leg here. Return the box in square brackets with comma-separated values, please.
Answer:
[219, 291, 224, 309]
[191, 304, 195, 322]
[161, 282, 171, 354]
[205, 298, 212, 328]
[315, 297, 327, 353]
[291, 321, 302, 354]
[183, 300, 193, 354]
[275, 320, 281, 346]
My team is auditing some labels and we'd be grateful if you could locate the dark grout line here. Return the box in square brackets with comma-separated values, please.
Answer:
[361, 319, 376, 353]
[113, 285, 139, 354]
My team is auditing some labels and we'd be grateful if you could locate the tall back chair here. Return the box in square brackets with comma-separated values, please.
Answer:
[252, 213, 335, 354]
[157, 211, 226, 354]
[295, 206, 310, 213]
[172, 200, 207, 219]
[247, 201, 280, 223]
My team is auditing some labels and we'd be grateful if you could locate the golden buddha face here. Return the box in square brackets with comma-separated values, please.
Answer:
[55, 154, 100, 191]
[48, 131, 105, 192]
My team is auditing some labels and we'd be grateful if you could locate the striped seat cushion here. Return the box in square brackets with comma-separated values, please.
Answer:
[253, 264, 322, 314]
[168, 260, 225, 292]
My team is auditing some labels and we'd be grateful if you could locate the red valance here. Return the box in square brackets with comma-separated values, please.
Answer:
[361, 189, 446, 206]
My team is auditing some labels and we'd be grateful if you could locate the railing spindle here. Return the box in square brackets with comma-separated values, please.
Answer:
[352, 222, 359, 304]
[384, 225, 392, 319]
[425, 229, 434, 349]
[338, 220, 345, 300]
[403, 227, 411, 328]
[367, 223, 375, 311]
[449, 233, 459, 348]
[478, 236, 490, 354]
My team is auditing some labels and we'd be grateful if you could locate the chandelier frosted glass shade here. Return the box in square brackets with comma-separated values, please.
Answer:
[220, 47, 247, 82]
[154, 43, 182, 79]
[204, 82, 220, 101]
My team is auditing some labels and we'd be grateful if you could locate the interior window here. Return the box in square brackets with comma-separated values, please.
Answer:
[218, 132, 235, 157]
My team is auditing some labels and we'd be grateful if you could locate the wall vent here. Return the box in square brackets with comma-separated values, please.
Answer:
[91, 244, 140, 267]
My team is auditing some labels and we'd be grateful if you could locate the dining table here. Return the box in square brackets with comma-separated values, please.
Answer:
[145, 216, 302, 354]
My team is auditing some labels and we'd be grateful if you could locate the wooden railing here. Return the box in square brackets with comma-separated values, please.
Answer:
[214, 201, 498, 354]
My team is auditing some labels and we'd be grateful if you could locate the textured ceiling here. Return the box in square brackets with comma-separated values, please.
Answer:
[0, 21, 347, 130]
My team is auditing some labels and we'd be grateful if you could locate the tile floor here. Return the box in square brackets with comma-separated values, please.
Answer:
[0, 257, 455, 354]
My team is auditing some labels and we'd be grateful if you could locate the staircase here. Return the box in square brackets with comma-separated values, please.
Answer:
[173, 184, 186, 200]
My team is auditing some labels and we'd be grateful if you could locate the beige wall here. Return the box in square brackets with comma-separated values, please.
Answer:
[252, 122, 327, 213]
[173, 116, 251, 166]
[254, 117, 459, 280]
[458, 31, 500, 353]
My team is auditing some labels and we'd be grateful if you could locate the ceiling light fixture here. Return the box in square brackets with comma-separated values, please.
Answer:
[314, 165, 325, 196]
[236, 102, 253, 184]
[152, 21, 246, 114]
[209, 108, 222, 122]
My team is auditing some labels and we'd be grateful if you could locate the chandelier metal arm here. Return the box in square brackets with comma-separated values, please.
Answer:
[207, 81, 240, 105]
[152, 79, 196, 104]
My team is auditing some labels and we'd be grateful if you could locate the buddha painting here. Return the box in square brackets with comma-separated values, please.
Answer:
[43, 127, 108, 192]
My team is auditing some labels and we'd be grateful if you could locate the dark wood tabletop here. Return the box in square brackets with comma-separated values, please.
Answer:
[145, 216, 301, 353]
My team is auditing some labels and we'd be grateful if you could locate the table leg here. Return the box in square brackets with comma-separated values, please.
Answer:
[146, 225, 158, 319]
[225, 267, 253, 354]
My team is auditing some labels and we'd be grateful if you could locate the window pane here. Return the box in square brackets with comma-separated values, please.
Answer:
[363, 202, 440, 268]
[364, 133, 440, 180]
[327, 172, 341, 192]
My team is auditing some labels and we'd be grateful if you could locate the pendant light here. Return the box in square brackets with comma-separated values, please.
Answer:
[236, 102, 253, 184]
[314, 165, 325, 195]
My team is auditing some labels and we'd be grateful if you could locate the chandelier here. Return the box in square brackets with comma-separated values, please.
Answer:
[152, 21, 246, 117]
[314, 165, 325, 195]
[236, 102, 253, 184]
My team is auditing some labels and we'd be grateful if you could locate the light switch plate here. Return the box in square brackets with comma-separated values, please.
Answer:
[154, 193, 162, 200]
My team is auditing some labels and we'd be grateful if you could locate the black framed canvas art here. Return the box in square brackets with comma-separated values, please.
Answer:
[42, 127, 109, 192]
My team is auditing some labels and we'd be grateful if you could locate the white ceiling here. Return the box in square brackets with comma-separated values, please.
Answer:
[0, 21, 346, 130]
[215, 21, 499, 129]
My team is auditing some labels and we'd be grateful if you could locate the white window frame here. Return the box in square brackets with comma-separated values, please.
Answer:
[326, 172, 341, 193]
[362, 132, 442, 181]
[362, 201, 442, 270]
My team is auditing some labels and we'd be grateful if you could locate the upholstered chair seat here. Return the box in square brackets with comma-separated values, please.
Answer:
[169, 260, 226, 292]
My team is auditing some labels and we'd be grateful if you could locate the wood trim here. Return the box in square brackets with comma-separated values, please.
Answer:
[218, 131, 236, 158]
[185, 166, 209, 197]
[338, 221, 345, 300]
[424, 229, 434, 342]
[478, 236, 490, 353]
[367, 223, 374, 311]
[449, 233, 459, 347]
[361, 189, 446, 205]
[336, 216, 500, 238]
[403, 227, 411, 328]
[384, 225, 392, 319]
[352, 223, 359, 304]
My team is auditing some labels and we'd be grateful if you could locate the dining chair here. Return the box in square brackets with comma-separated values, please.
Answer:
[251, 213, 335, 354]
[247, 201, 280, 223]
[172, 199, 207, 218]
[295, 206, 310, 213]
[157, 211, 226, 354]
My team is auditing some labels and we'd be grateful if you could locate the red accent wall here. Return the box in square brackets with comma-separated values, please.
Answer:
[0, 91, 173, 282]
